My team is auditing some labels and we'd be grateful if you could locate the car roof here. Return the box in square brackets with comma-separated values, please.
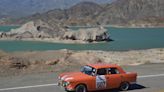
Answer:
[87, 64, 119, 69]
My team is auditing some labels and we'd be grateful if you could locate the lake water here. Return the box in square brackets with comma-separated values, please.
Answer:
[0, 26, 164, 52]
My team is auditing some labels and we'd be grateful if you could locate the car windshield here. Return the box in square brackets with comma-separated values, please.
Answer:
[81, 66, 95, 76]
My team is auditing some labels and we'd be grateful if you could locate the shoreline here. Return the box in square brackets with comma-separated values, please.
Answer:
[0, 48, 163, 77]
[0, 38, 110, 44]
[61, 25, 164, 29]
[1, 24, 164, 29]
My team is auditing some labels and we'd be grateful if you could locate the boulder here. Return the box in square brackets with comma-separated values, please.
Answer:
[7, 20, 67, 38]
[63, 27, 111, 42]
[33, 20, 66, 38]
[21, 31, 34, 38]
[45, 59, 60, 65]
[0, 32, 7, 38]
[10, 21, 38, 35]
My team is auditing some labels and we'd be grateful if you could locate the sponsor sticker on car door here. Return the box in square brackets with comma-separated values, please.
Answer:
[96, 75, 107, 89]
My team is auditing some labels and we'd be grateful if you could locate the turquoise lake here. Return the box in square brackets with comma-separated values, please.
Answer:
[0, 26, 164, 52]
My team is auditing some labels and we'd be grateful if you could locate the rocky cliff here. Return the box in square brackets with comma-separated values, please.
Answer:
[0, 20, 111, 43]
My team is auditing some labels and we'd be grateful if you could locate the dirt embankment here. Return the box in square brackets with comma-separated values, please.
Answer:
[0, 48, 164, 77]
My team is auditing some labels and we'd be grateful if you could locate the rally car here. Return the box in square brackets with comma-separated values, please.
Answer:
[58, 64, 137, 92]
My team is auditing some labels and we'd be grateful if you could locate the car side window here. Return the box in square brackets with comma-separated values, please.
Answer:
[108, 68, 119, 74]
[97, 68, 107, 75]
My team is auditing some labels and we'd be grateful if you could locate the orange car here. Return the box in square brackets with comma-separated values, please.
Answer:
[58, 64, 137, 92]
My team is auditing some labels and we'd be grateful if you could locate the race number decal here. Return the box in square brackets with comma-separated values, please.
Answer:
[96, 75, 106, 89]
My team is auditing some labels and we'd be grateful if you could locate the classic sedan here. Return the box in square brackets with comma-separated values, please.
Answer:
[58, 64, 137, 92]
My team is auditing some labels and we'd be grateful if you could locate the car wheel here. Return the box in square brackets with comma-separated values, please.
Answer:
[75, 85, 87, 92]
[120, 82, 130, 91]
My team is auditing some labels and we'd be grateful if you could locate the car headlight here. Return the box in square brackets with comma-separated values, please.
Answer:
[63, 81, 70, 87]
[58, 76, 61, 80]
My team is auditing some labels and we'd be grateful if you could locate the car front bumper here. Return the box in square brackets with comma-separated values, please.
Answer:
[58, 81, 75, 91]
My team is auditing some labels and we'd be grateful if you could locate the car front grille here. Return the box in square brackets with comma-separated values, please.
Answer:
[58, 80, 67, 87]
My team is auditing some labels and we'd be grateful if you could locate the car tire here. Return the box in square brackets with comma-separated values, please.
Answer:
[119, 82, 130, 91]
[75, 85, 87, 92]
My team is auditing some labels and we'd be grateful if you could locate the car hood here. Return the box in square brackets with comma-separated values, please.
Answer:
[59, 72, 90, 81]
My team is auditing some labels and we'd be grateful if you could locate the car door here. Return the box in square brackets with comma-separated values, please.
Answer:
[95, 68, 108, 90]
[106, 68, 122, 89]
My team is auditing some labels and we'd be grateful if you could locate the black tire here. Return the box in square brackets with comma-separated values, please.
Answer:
[75, 85, 87, 92]
[119, 82, 130, 91]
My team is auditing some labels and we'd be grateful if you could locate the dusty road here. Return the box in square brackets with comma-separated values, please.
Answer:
[0, 64, 164, 92]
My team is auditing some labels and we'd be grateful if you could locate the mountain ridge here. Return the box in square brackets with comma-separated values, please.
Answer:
[0, 0, 114, 18]
[1, 0, 164, 27]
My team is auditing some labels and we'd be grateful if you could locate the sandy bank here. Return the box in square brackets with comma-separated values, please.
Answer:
[0, 38, 109, 44]
[0, 48, 164, 77]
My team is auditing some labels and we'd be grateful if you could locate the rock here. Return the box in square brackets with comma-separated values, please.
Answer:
[8, 20, 51, 38]
[5, 21, 38, 38]
[8, 57, 30, 69]
[13, 31, 34, 39]
[65, 52, 103, 65]
[45, 59, 60, 65]
[63, 27, 111, 42]
[21, 31, 34, 38]
[12, 21, 37, 34]
[5, 20, 67, 39]
[0, 20, 111, 43]
[0, 32, 7, 38]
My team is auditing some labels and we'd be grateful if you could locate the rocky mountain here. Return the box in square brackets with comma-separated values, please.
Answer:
[1, 0, 164, 27]
[0, 0, 114, 18]
[98, 0, 164, 26]
[1, 1, 104, 26]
